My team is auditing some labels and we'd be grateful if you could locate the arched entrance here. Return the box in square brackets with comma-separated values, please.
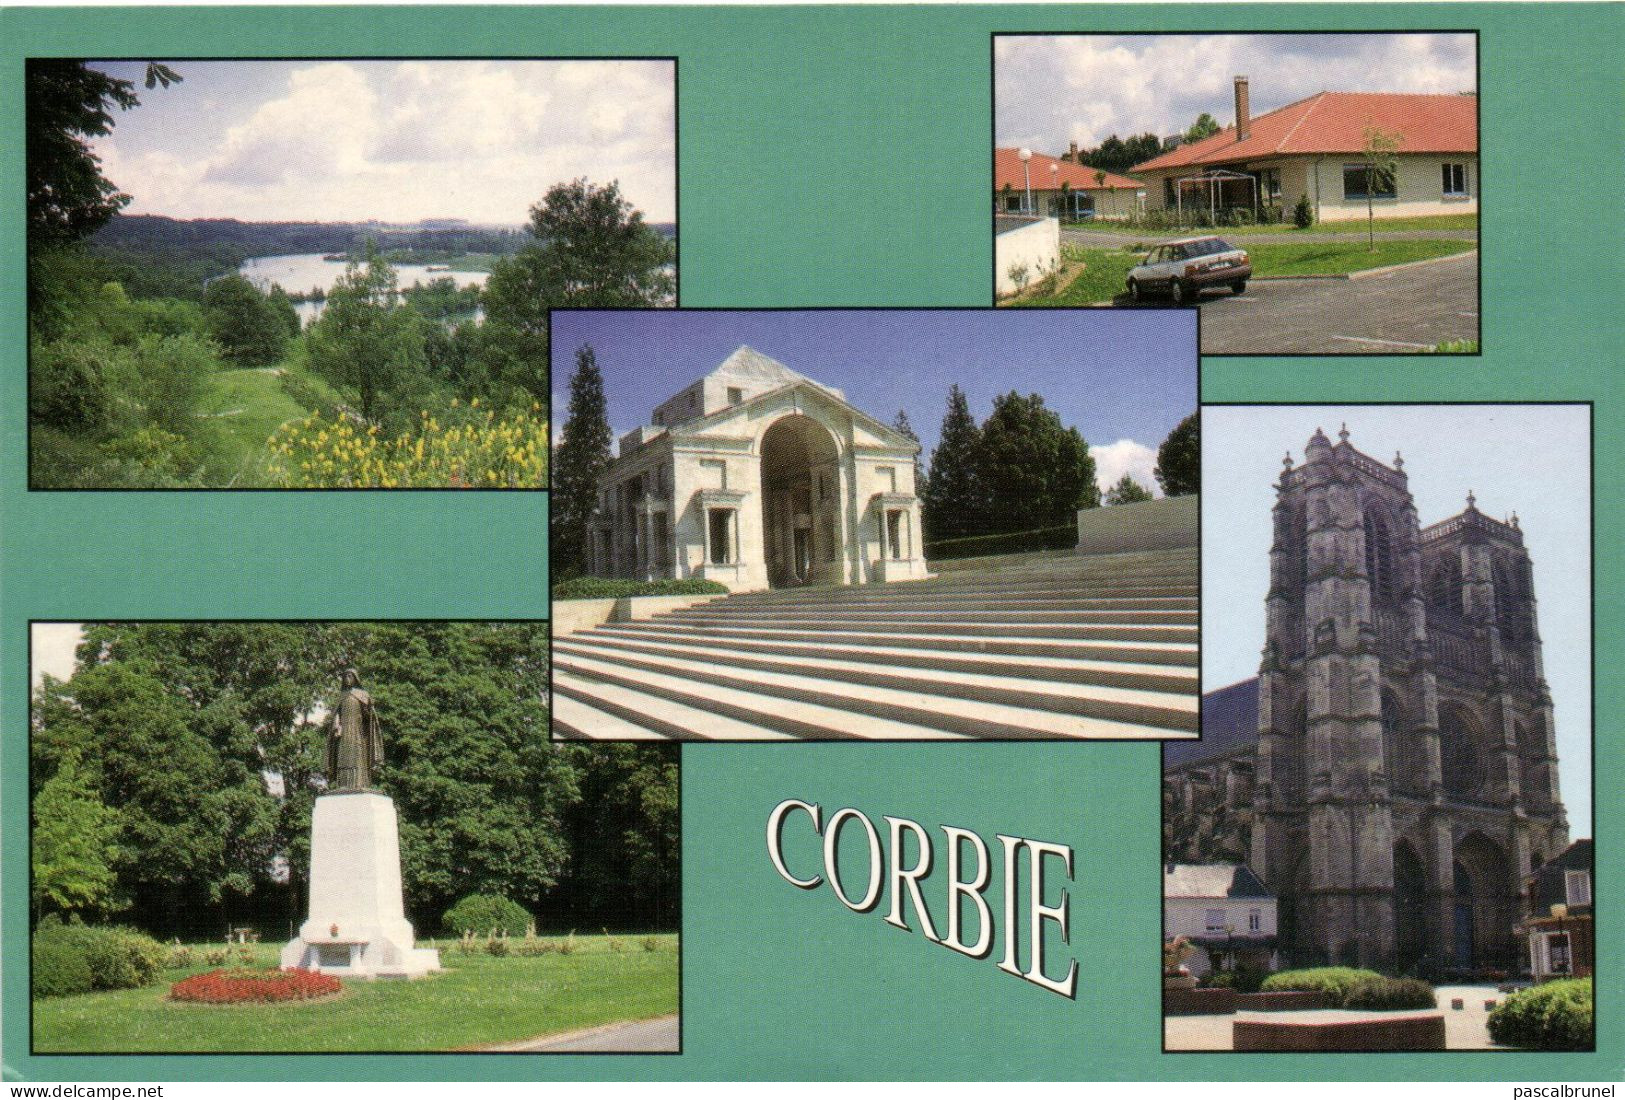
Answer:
[760, 415, 841, 588]
[1393, 840, 1428, 975]
[1453, 831, 1512, 973]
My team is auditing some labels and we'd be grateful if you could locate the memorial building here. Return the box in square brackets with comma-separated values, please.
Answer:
[1165, 426, 1569, 975]
[586, 346, 929, 592]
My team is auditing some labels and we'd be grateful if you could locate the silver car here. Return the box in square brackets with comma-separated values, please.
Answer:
[1126, 235, 1251, 305]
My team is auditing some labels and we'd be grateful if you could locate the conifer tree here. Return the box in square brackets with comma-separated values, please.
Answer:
[553, 344, 614, 578]
[921, 384, 983, 542]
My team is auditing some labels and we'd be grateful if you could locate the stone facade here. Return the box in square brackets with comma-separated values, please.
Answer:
[587, 346, 929, 593]
[1167, 426, 1568, 975]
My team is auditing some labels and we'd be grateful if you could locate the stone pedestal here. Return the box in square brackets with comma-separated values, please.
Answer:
[280, 791, 441, 979]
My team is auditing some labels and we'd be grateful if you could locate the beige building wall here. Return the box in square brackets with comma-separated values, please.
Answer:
[997, 186, 1143, 220]
[1140, 155, 1477, 222]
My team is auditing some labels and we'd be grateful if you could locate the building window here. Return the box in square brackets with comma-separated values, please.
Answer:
[1343, 163, 1397, 201]
[1204, 909, 1226, 934]
[727, 386, 744, 405]
[707, 508, 734, 565]
[1363, 508, 1396, 604]
[1547, 933, 1572, 975]
[1442, 163, 1469, 197]
[1163, 178, 1177, 208]
[1248, 908, 1262, 933]
[1002, 193, 1022, 213]
[885, 510, 905, 560]
[1565, 869, 1592, 907]
[1260, 167, 1282, 203]
[877, 465, 896, 493]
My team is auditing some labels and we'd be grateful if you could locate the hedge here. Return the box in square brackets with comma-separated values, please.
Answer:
[923, 524, 1077, 563]
[552, 577, 729, 601]
[442, 893, 532, 937]
[1343, 976, 1437, 1010]
[1260, 967, 1386, 1007]
[1488, 978, 1593, 1051]
[32, 921, 166, 998]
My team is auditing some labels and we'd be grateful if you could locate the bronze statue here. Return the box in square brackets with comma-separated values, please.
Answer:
[326, 668, 383, 791]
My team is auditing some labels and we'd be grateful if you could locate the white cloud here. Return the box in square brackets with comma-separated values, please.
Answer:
[30, 623, 82, 692]
[998, 33, 1476, 154]
[98, 60, 676, 224]
[1091, 438, 1160, 498]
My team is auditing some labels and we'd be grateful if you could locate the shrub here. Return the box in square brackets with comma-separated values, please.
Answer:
[170, 968, 341, 1004]
[485, 933, 510, 957]
[551, 577, 729, 601]
[642, 936, 661, 953]
[1202, 966, 1268, 994]
[166, 942, 196, 970]
[1261, 966, 1385, 1007]
[32, 931, 94, 998]
[1344, 976, 1436, 1010]
[31, 924, 166, 998]
[204, 948, 229, 966]
[1488, 978, 1593, 1051]
[1293, 193, 1315, 229]
[557, 931, 578, 957]
[443, 893, 532, 938]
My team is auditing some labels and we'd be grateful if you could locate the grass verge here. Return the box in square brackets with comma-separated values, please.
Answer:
[200, 366, 343, 486]
[33, 934, 679, 1053]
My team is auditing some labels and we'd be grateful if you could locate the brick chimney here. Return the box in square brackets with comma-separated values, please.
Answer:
[1234, 75, 1251, 142]
[1068, 140, 1079, 163]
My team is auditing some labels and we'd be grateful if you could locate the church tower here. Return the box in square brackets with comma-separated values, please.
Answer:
[1248, 426, 1567, 973]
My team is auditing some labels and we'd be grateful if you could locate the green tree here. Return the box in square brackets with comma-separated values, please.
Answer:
[921, 384, 983, 542]
[480, 179, 674, 407]
[559, 744, 680, 930]
[1105, 474, 1154, 505]
[30, 751, 122, 922]
[1360, 125, 1404, 251]
[891, 409, 923, 497]
[1184, 112, 1221, 145]
[1155, 411, 1201, 497]
[552, 345, 614, 578]
[305, 248, 429, 432]
[974, 392, 1098, 533]
[203, 274, 290, 366]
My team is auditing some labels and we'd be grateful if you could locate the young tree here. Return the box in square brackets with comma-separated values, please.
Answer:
[552, 345, 614, 578]
[1184, 112, 1221, 145]
[203, 274, 290, 366]
[1105, 474, 1154, 506]
[305, 248, 429, 431]
[974, 391, 1098, 534]
[1154, 412, 1200, 497]
[1360, 125, 1404, 251]
[31, 751, 122, 923]
[921, 384, 983, 542]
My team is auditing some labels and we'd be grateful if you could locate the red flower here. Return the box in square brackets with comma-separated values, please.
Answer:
[169, 967, 342, 1004]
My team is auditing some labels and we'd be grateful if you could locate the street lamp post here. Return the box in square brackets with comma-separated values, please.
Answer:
[1018, 147, 1032, 214]
[1050, 162, 1059, 218]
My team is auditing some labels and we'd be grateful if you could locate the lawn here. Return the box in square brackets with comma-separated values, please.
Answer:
[1007, 239, 1476, 306]
[33, 934, 679, 1053]
[199, 366, 340, 486]
[1063, 212, 1478, 236]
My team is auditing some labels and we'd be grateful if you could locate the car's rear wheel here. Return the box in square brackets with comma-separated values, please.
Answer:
[1231, 279, 1247, 295]
[1169, 278, 1187, 306]
[1128, 278, 1142, 302]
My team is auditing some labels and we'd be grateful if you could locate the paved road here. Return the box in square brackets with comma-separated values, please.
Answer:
[480, 1014, 680, 1053]
[1062, 227, 1478, 248]
[1115, 251, 1479, 355]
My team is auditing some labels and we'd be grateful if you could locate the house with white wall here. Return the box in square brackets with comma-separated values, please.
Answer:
[1164, 862, 1278, 977]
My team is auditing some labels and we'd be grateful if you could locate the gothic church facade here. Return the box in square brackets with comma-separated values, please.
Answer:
[1166, 426, 1568, 974]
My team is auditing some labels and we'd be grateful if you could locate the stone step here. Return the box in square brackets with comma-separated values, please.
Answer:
[554, 653, 973, 741]
[635, 613, 1197, 644]
[721, 579, 1198, 603]
[696, 593, 1198, 612]
[583, 626, 1199, 694]
[660, 605, 1197, 626]
[554, 637, 1196, 738]
[613, 619, 1199, 666]
[553, 671, 801, 741]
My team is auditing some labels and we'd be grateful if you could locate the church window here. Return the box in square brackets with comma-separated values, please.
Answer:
[1427, 556, 1464, 614]
[1439, 706, 1485, 801]
[1565, 870, 1591, 907]
[1363, 507, 1396, 603]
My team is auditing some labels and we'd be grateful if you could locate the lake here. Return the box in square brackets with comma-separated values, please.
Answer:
[238, 253, 489, 326]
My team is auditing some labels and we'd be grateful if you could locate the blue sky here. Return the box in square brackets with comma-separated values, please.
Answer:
[997, 33, 1476, 154]
[1202, 405, 1592, 838]
[87, 60, 675, 224]
[551, 309, 1198, 496]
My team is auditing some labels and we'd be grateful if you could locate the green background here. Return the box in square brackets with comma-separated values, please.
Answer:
[2, 2, 1620, 1082]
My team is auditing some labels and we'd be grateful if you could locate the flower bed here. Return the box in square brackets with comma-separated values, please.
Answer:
[170, 968, 341, 1004]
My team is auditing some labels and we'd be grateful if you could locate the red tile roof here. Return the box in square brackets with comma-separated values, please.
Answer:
[1131, 92, 1478, 174]
[994, 147, 1142, 192]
